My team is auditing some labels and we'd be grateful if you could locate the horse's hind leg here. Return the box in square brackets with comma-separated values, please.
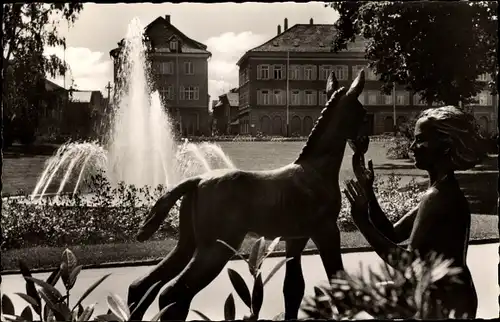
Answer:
[283, 238, 309, 320]
[157, 236, 245, 321]
[128, 195, 196, 321]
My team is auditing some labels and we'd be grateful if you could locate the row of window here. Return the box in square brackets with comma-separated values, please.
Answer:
[255, 89, 495, 106]
[159, 85, 200, 101]
[152, 61, 195, 75]
[256, 64, 379, 81]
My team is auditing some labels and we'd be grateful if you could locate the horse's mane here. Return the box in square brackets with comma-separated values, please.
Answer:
[295, 102, 336, 163]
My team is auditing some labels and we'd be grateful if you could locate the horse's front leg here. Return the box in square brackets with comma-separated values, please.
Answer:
[311, 219, 344, 279]
[283, 238, 308, 320]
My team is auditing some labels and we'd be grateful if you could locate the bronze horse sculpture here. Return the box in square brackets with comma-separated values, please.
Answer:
[128, 70, 367, 321]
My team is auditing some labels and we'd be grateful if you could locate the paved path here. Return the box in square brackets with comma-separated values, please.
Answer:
[2, 243, 498, 320]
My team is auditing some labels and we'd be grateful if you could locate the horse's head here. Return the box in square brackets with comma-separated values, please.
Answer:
[324, 69, 367, 141]
[297, 70, 367, 162]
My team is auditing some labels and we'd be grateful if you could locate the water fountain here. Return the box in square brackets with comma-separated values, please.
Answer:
[30, 18, 235, 203]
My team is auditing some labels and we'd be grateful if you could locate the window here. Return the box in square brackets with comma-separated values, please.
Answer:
[160, 85, 174, 100]
[258, 65, 270, 80]
[184, 61, 194, 75]
[351, 65, 365, 80]
[367, 91, 378, 105]
[260, 90, 270, 105]
[319, 65, 333, 80]
[477, 91, 491, 105]
[273, 90, 285, 105]
[384, 94, 393, 105]
[477, 73, 491, 82]
[181, 86, 199, 100]
[333, 65, 348, 80]
[366, 68, 378, 81]
[396, 92, 409, 105]
[289, 65, 301, 80]
[319, 90, 328, 106]
[413, 94, 427, 106]
[305, 90, 315, 105]
[273, 65, 283, 79]
[304, 65, 314, 80]
[155, 61, 173, 74]
[170, 40, 178, 51]
[291, 90, 300, 105]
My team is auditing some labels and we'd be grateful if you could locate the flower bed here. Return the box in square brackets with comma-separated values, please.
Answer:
[2, 172, 424, 251]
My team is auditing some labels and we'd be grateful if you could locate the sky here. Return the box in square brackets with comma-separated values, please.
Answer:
[45, 2, 339, 101]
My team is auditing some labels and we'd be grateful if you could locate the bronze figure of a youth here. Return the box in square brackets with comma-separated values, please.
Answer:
[344, 105, 483, 318]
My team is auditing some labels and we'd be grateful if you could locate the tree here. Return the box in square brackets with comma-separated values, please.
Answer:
[2, 3, 83, 145]
[328, 1, 498, 105]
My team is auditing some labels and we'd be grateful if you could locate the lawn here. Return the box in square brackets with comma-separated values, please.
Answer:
[2, 139, 498, 272]
[2, 140, 419, 195]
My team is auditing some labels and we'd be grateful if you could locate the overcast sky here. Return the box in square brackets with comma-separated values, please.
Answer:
[45, 2, 339, 100]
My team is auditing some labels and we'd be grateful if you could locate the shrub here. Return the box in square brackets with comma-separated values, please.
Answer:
[1, 171, 179, 251]
[337, 174, 424, 232]
[301, 249, 469, 319]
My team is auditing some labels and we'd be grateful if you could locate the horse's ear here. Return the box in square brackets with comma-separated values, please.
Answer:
[347, 69, 365, 98]
[326, 71, 339, 97]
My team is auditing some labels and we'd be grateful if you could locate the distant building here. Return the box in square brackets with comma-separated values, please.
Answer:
[236, 18, 498, 136]
[212, 88, 239, 135]
[59, 90, 105, 140]
[110, 14, 212, 136]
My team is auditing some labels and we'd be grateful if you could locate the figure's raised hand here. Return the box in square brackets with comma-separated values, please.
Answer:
[343, 179, 369, 218]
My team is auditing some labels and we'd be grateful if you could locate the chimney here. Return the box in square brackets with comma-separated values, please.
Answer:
[164, 15, 171, 24]
[277, 24, 281, 35]
[310, 18, 314, 25]
[284, 18, 288, 31]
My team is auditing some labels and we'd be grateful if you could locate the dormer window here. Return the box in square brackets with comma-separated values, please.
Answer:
[170, 40, 178, 51]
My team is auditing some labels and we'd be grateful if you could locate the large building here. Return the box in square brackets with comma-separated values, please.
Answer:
[110, 15, 212, 136]
[236, 18, 497, 136]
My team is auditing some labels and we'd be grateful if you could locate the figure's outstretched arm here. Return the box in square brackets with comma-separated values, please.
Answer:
[344, 179, 415, 270]
[350, 139, 417, 244]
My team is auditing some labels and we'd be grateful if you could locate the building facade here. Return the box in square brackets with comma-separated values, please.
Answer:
[236, 18, 497, 136]
[110, 15, 211, 136]
[212, 88, 239, 135]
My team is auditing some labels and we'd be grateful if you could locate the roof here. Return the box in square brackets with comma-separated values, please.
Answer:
[226, 93, 239, 107]
[44, 79, 65, 91]
[111, 16, 210, 56]
[70, 91, 93, 103]
[237, 23, 367, 65]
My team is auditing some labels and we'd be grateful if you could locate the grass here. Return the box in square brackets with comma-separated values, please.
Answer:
[1, 140, 409, 196]
[2, 215, 497, 272]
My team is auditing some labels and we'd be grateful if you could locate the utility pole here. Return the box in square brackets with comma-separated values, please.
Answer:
[105, 81, 112, 104]
[286, 51, 290, 137]
[392, 81, 397, 134]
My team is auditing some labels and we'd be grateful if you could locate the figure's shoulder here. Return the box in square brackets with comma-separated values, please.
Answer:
[419, 187, 446, 212]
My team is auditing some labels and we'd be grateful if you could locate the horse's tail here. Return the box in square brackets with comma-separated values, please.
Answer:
[136, 177, 202, 241]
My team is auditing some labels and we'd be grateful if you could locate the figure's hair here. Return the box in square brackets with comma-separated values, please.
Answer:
[417, 105, 486, 171]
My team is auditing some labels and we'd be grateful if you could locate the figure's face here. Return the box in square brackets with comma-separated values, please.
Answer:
[410, 118, 444, 170]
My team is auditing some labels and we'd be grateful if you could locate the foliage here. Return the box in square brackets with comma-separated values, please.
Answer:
[1, 171, 177, 251]
[384, 135, 413, 160]
[1, 248, 167, 322]
[2, 3, 83, 144]
[2, 171, 423, 250]
[338, 173, 424, 231]
[301, 249, 469, 319]
[328, 1, 498, 105]
[192, 237, 289, 321]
